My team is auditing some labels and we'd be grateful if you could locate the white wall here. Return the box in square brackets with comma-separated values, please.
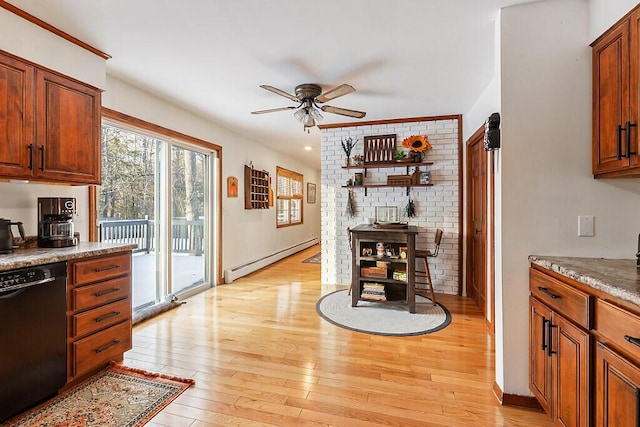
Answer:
[103, 76, 321, 275]
[498, 0, 640, 396]
[589, 0, 639, 42]
[0, 8, 105, 89]
[320, 119, 461, 295]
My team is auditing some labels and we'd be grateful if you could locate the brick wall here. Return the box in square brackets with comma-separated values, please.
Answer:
[320, 117, 460, 295]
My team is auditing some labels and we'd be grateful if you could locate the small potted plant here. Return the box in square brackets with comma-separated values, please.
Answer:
[352, 154, 364, 165]
[341, 137, 358, 166]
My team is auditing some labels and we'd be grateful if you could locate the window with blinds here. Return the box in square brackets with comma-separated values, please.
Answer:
[276, 166, 304, 227]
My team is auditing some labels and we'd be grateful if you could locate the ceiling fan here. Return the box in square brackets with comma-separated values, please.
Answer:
[251, 83, 366, 132]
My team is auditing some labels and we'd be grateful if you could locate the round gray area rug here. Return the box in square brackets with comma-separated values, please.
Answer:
[316, 290, 451, 336]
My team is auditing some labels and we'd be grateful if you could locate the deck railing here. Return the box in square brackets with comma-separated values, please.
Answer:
[99, 218, 204, 255]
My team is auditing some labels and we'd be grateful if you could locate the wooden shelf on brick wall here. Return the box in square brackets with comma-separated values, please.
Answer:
[244, 165, 270, 209]
[343, 161, 434, 195]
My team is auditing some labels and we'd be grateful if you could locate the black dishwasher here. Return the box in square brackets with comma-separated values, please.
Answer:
[0, 262, 67, 422]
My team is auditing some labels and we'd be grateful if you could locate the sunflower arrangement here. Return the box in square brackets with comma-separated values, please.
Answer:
[402, 135, 432, 152]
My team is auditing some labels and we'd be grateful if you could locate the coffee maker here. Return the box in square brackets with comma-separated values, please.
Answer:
[38, 197, 76, 248]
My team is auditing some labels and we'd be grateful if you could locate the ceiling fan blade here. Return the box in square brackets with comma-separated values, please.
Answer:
[316, 84, 355, 103]
[321, 105, 366, 119]
[251, 106, 297, 115]
[259, 85, 300, 103]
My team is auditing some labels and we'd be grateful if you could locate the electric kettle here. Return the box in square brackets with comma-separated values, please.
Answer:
[0, 219, 25, 254]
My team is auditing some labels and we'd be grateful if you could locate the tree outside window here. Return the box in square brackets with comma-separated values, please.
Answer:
[276, 166, 303, 227]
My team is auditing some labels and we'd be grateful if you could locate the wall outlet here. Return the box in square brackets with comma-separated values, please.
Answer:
[578, 215, 594, 237]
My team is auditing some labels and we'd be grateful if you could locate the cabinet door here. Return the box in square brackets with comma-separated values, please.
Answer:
[553, 313, 590, 427]
[530, 296, 553, 417]
[0, 53, 34, 178]
[35, 69, 101, 184]
[593, 20, 631, 175]
[595, 343, 640, 426]
[630, 10, 640, 169]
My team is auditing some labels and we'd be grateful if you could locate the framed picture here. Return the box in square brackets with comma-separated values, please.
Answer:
[307, 183, 316, 203]
[419, 171, 431, 184]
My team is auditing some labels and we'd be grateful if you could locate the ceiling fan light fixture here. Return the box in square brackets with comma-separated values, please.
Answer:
[309, 107, 323, 121]
[294, 108, 307, 122]
[253, 83, 366, 131]
[303, 114, 315, 128]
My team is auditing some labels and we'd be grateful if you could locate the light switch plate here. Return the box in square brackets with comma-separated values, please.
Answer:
[578, 215, 594, 237]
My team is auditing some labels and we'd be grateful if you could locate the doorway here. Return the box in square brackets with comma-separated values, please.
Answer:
[97, 119, 218, 310]
[466, 125, 494, 331]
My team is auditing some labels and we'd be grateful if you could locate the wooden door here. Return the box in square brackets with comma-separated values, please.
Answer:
[592, 20, 631, 174]
[553, 313, 590, 427]
[466, 128, 487, 317]
[35, 69, 101, 184]
[595, 343, 640, 426]
[530, 297, 553, 417]
[0, 53, 34, 179]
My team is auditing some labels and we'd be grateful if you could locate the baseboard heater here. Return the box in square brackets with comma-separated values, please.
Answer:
[224, 237, 319, 283]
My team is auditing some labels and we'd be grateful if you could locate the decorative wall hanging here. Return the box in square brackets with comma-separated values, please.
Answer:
[244, 164, 270, 209]
[364, 134, 396, 163]
[307, 182, 316, 203]
[345, 189, 356, 217]
[227, 176, 238, 198]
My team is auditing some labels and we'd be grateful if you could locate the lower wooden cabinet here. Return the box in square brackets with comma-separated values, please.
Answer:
[595, 343, 640, 426]
[67, 251, 132, 382]
[529, 296, 590, 427]
[594, 298, 640, 425]
[530, 264, 640, 426]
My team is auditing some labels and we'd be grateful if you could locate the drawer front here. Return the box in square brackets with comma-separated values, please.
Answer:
[72, 319, 132, 378]
[71, 275, 130, 311]
[530, 268, 592, 329]
[596, 299, 640, 363]
[72, 252, 131, 286]
[72, 298, 131, 338]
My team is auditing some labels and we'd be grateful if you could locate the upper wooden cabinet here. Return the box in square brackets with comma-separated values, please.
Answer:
[592, 7, 640, 177]
[0, 53, 34, 179]
[0, 51, 101, 184]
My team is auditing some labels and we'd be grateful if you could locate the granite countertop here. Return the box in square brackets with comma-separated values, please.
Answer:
[0, 242, 137, 272]
[529, 255, 640, 307]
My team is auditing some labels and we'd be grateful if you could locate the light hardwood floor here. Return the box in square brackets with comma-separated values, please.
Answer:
[126, 245, 553, 427]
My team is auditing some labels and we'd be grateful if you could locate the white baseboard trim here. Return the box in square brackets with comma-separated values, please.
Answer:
[224, 237, 319, 283]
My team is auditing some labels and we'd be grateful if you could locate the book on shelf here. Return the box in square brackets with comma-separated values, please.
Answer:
[361, 282, 387, 301]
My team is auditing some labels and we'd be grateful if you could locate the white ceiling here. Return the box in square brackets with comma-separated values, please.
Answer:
[8, 0, 538, 168]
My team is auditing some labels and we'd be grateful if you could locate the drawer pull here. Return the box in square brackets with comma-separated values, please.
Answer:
[547, 322, 557, 356]
[537, 286, 560, 299]
[94, 288, 120, 297]
[624, 335, 640, 348]
[95, 311, 120, 323]
[94, 264, 120, 273]
[95, 340, 120, 354]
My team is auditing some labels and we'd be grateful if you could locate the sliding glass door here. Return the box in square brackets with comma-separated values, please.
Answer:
[99, 121, 216, 310]
[170, 145, 208, 294]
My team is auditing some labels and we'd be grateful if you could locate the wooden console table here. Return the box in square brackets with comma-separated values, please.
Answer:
[350, 224, 418, 313]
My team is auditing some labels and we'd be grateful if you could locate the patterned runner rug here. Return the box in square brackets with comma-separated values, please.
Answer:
[316, 289, 451, 336]
[5, 362, 195, 427]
